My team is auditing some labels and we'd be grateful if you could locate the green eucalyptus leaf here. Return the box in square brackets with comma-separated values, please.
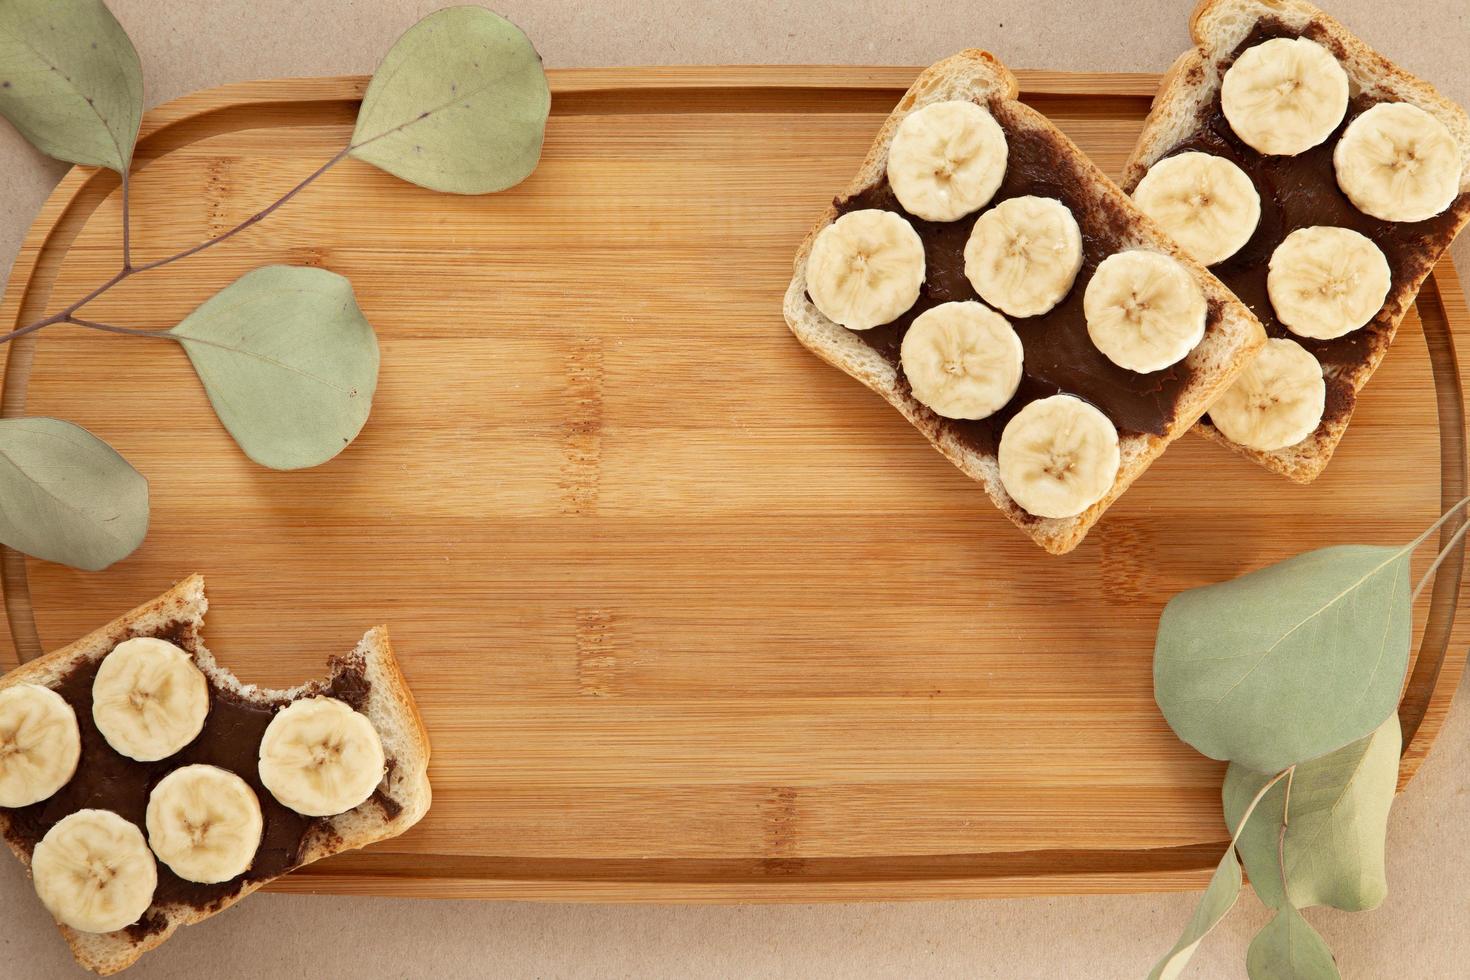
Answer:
[1245, 906, 1340, 980]
[1154, 545, 1411, 773]
[350, 6, 549, 194]
[1224, 714, 1399, 912]
[169, 265, 379, 471]
[0, 418, 146, 570]
[0, 0, 143, 171]
[1146, 848, 1241, 980]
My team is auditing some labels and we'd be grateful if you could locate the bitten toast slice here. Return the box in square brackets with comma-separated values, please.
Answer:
[1121, 0, 1470, 482]
[0, 576, 431, 975]
[784, 49, 1265, 554]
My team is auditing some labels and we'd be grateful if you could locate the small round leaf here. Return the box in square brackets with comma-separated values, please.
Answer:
[0, 418, 147, 571]
[0, 0, 143, 172]
[169, 266, 380, 471]
[350, 6, 550, 194]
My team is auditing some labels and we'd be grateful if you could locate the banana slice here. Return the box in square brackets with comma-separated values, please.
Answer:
[886, 100, 1008, 221]
[0, 684, 81, 808]
[1221, 37, 1349, 156]
[258, 697, 385, 817]
[1267, 226, 1391, 339]
[92, 637, 210, 762]
[998, 395, 1120, 520]
[805, 209, 925, 330]
[32, 809, 157, 934]
[900, 301, 1024, 420]
[1209, 337, 1326, 451]
[146, 765, 263, 884]
[1334, 102, 1462, 222]
[962, 195, 1083, 317]
[1132, 152, 1262, 266]
[1084, 250, 1207, 373]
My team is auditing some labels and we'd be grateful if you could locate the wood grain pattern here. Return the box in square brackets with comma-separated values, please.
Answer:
[0, 68, 1465, 900]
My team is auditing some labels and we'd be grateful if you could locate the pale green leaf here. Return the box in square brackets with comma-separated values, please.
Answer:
[1224, 714, 1399, 912]
[169, 265, 379, 471]
[0, 0, 142, 171]
[1154, 545, 1410, 773]
[0, 418, 146, 570]
[1246, 907, 1340, 980]
[350, 6, 549, 194]
[1147, 850, 1241, 980]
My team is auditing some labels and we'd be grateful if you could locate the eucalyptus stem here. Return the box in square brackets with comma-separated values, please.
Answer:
[0, 145, 352, 347]
[1229, 766, 1292, 851]
[1412, 515, 1470, 603]
[1405, 492, 1470, 553]
[64, 316, 172, 339]
[1276, 765, 1295, 901]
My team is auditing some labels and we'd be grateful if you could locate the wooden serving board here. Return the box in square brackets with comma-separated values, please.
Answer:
[1, 68, 1467, 901]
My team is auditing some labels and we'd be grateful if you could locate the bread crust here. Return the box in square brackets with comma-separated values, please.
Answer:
[0, 576, 432, 975]
[784, 49, 1265, 554]
[1121, 0, 1470, 483]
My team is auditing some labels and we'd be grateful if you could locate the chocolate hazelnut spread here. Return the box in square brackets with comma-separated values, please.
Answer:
[833, 100, 1216, 457]
[1149, 18, 1470, 425]
[0, 622, 400, 929]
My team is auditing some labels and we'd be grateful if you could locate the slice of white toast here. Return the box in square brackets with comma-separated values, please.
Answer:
[1121, 0, 1470, 482]
[784, 49, 1265, 554]
[0, 576, 431, 975]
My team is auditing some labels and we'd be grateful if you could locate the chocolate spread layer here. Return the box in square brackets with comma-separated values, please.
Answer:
[832, 100, 1216, 457]
[1157, 18, 1470, 425]
[1, 623, 400, 929]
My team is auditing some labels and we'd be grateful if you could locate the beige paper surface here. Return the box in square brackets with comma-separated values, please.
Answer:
[2, 1, 1467, 976]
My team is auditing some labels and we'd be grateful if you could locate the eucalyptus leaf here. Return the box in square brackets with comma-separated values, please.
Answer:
[169, 265, 379, 470]
[0, 418, 146, 570]
[1154, 545, 1411, 773]
[1224, 714, 1399, 912]
[1245, 906, 1340, 980]
[350, 6, 550, 194]
[0, 0, 143, 172]
[1147, 849, 1241, 980]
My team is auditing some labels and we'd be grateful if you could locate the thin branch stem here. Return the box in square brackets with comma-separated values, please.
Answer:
[1276, 765, 1295, 900]
[1412, 515, 1470, 603]
[1228, 766, 1293, 851]
[1405, 493, 1470, 553]
[0, 144, 352, 346]
[120, 169, 132, 271]
[64, 316, 173, 339]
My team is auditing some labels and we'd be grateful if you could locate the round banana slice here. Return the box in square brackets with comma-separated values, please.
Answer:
[900, 301, 1024, 420]
[0, 684, 81, 808]
[1334, 102, 1462, 222]
[886, 100, 1008, 221]
[1132, 152, 1262, 266]
[1267, 226, 1391, 339]
[32, 809, 157, 934]
[258, 697, 386, 817]
[146, 765, 264, 884]
[805, 209, 925, 331]
[1084, 250, 1207, 373]
[1209, 338, 1326, 451]
[998, 395, 1121, 520]
[963, 195, 1083, 317]
[1221, 37, 1349, 156]
[92, 637, 210, 762]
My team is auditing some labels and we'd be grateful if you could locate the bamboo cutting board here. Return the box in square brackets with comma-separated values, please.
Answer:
[1, 68, 1467, 901]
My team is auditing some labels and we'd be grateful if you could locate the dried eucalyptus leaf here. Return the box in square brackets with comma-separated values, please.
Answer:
[1154, 545, 1411, 773]
[350, 6, 549, 194]
[169, 266, 379, 471]
[1147, 848, 1241, 980]
[0, 418, 146, 570]
[0, 0, 143, 172]
[1224, 714, 1398, 912]
[1245, 906, 1340, 980]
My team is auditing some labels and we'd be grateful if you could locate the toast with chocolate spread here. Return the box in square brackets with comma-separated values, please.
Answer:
[784, 49, 1265, 554]
[1121, 0, 1470, 482]
[0, 576, 431, 975]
